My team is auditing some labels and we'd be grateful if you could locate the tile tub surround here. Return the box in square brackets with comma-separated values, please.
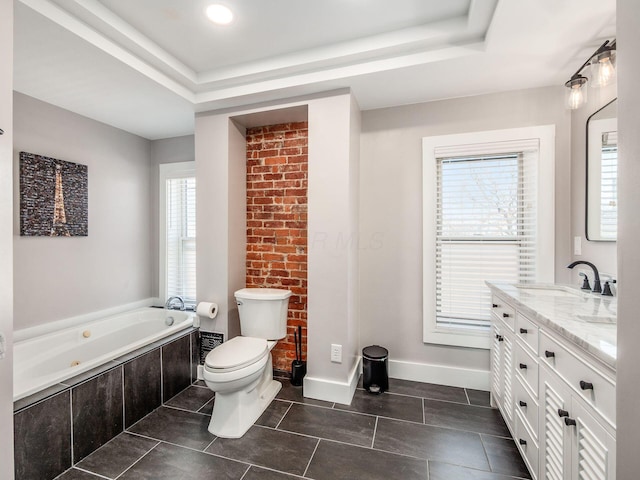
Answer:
[13, 329, 198, 480]
[55, 378, 531, 480]
[486, 282, 617, 367]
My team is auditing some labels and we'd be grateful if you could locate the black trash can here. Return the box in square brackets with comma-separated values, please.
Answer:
[362, 345, 389, 394]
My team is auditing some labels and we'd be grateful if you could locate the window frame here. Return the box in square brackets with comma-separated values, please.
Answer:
[159, 161, 196, 305]
[422, 126, 555, 349]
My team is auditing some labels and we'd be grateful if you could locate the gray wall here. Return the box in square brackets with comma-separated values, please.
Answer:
[359, 86, 572, 374]
[149, 135, 195, 298]
[569, 83, 617, 279]
[616, 0, 640, 474]
[0, 0, 14, 476]
[13, 93, 154, 330]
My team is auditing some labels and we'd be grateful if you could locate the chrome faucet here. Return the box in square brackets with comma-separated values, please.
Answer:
[567, 261, 601, 293]
[165, 296, 185, 311]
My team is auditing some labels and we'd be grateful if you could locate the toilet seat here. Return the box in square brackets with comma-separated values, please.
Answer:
[205, 336, 268, 372]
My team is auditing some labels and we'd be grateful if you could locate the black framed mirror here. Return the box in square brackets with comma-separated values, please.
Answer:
[586, 98, 617, 241]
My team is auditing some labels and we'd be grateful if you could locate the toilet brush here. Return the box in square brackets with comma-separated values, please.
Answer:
[290, 325, 306, 386]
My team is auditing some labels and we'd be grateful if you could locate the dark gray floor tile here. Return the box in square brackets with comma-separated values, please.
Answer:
[482, 435, 532, 479]
[275, 380, 334, 407]
[75, 433, 158, 478]
[164, 385, 215, 412]
[242, 466, 304, 480]
[128, 406, 214, 450]
[256, 399, 291, 428]
[198, 397, 214, 415]
[206, 425, 318, 476]
[374, 417, 490, 470]
[336, 389, 423, 423]
[305, 439, 428, 480]
[388, 378, 469, 404]
[278, 403, 375, 447]
[72, 368, 124, 461]
[124, 349, 161, 428]
[15, 390, 72, 480]
[467, 389, 492, 407]
[423, 398, 511, 437]
[119, 442, 248, 480]
[54, 468, 105, 479]
[429, 461, 524, 480]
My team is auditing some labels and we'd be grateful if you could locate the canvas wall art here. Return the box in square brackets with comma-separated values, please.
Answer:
[20, 151, 88, 236]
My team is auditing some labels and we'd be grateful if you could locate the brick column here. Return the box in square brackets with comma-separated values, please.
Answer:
[246, 122, 308, 372]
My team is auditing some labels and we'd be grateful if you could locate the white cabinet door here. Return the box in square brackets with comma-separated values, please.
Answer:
[540, 365, 572, 480]
[491, 320, 503, 407]
[570, 401, 616, 480]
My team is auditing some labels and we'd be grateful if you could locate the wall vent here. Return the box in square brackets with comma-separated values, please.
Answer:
[200, 331, 224, 364]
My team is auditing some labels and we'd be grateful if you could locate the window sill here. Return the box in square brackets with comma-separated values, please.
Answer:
[423, 327, 491, 350]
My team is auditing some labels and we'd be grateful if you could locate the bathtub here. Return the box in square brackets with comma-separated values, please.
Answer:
[14, 307, 195, 401]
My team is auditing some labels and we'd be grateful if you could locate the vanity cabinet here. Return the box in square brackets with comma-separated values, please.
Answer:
[490, 292, 616, 480]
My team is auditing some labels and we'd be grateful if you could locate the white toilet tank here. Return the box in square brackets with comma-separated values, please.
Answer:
[234, 288, 292, 340]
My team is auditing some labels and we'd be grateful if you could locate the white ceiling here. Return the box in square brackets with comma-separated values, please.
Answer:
[13, 0, 616, 140]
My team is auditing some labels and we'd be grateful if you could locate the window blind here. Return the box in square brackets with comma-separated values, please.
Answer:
[600, 131, 617, 240]
[166, 176, 196, 304]
[435, 142, 538, 331]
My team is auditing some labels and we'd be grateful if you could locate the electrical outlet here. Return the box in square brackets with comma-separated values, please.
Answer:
[330, 344, 342, 363]
[574, 236, 582, 255]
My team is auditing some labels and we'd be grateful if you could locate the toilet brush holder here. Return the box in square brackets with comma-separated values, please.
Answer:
[291, 360, 306, 386]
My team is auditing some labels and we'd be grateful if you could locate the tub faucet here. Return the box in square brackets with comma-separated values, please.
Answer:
[567, 261, 601, 293]
[165, 296, 185, 311]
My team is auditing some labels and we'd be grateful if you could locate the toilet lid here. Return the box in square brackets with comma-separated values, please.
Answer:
[205, 336, 268, 371]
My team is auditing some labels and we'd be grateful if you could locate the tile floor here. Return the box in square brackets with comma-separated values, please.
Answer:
[54, 375, 531, 480]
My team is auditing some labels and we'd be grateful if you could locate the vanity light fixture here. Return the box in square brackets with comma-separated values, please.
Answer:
[564, 39, 616, 110]
[206, 4, 233, 25]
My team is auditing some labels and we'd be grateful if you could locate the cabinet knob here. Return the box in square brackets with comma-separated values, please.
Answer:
[580, 380, 594, 391]
[492, 303, 498, 308]
[557, 409, 569, 417]
[519, 363, 527, 370]
[545, 350, 555, 358]
[503, 313, 510, 318]
[564, 417, 577, 426]
[519, 400, 527, 407]
[519, 439, 527, 446]
[519, 328, 528, 334]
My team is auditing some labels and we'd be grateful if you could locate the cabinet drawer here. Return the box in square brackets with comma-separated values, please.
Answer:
[491, 296, 515, 331]
[515, 410, 539, 480]
[539, 331, 616, 426]
[515, 341, 539, 397]
[514, 375, 539, 440]
[516, 313, 539, 354]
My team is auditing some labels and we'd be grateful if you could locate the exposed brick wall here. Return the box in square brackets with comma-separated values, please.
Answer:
[246, 122, 308, 372]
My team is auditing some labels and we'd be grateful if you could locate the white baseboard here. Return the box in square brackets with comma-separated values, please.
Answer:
[303, 357, 361, 405]
[388, 359, 489, 391]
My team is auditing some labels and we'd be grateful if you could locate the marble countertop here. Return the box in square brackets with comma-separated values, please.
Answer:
[486, 282, 617, 370]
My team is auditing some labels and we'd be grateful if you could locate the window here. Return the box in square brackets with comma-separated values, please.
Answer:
[599, 131, 617, 239]
[423, 126, 555, 349]
[159, 162, 196, 306]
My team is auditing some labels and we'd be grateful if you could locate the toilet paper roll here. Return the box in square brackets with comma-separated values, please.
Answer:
[196, 302, 218, 319]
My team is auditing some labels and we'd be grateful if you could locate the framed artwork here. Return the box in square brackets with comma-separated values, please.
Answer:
[19, 151, 88, 236]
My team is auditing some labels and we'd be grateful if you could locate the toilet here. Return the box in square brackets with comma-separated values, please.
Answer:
[203, 287, 292, 438]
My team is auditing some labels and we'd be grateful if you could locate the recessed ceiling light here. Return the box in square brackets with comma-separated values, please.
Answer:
[206, 4, 233, 25]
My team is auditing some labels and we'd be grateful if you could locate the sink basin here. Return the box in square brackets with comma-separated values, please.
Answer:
[576, 314, 617, 324]
[516, 284, 586, 298]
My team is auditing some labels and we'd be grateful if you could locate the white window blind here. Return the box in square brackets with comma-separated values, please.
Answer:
[600, 131, 617, 240]
[435, 140, 539, 331]
[164, 174, 196, 305]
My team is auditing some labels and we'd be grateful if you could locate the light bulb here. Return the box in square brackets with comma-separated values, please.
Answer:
[565, 75, 588, 109]
[591, 50, 616, 87]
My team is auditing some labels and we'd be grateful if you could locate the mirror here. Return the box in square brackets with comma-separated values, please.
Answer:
[587, 98, 617, 241]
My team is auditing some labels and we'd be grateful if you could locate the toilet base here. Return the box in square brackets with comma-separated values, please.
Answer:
[207, 360, 282, 438]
